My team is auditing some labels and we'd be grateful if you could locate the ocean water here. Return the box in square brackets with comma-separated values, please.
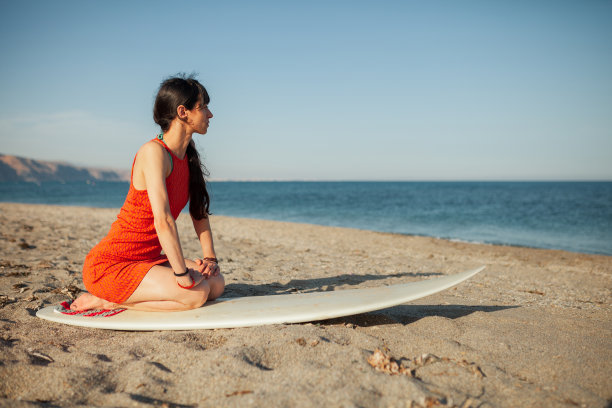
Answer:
[1, 181, 611, 256]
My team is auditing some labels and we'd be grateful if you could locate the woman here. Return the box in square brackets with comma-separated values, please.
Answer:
[71, 76, 225, 312]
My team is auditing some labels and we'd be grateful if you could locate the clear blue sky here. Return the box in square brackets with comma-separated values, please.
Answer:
[1, 1, 610, 180]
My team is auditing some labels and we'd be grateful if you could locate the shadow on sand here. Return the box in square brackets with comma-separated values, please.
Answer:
[224, 271, 445, 297]
[223, 270, 512, 328]
[318, 304, 517, 328]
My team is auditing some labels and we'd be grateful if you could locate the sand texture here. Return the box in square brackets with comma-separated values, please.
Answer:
[0, 202, 611, 407]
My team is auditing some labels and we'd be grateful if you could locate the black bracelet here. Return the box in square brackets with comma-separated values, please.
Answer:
[174, 268, 190, 277]
[203, 257, 218, 263]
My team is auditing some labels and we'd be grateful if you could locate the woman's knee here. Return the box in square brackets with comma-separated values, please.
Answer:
[208, 273, 225, 301]
[182, 283, 210, 309]
[178, 271, 223, 306]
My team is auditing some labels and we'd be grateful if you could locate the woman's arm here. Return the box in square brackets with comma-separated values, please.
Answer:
[136, 142, 193, 287]
[191, 215, 219, 278]
[192, 215, 216, 258]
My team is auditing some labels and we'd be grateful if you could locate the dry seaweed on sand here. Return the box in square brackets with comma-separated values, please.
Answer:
[367, 348, 415, 376]
[0, 294, 17, 308]
[50, 284, 81, 299]
[367, 349, 486, 379]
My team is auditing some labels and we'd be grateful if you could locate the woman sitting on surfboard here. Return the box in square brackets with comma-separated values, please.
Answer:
[70, 76, 225, 312]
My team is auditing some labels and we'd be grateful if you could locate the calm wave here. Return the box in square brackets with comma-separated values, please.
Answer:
[1, 181, 610, 256]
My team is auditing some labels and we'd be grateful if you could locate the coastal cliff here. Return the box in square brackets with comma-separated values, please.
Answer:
[0, 154, 129, 182]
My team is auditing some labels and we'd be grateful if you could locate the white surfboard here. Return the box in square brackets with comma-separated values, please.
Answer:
[36, 266, 484, 331]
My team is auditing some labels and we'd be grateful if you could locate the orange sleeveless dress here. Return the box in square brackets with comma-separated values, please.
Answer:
[82, 138, 190, 303]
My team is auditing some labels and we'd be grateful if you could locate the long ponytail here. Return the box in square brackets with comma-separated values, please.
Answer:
[153, 75, 212, 220]
[186, 141, 210, 219]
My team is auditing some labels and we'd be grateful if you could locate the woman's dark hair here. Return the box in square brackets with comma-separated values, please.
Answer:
[153, 75, 211, 220]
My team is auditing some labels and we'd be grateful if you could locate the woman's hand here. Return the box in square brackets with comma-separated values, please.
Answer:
[194, 258, 220, 279]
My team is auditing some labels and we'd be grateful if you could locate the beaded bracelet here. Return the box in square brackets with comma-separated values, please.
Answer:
[203, 257, 218, 263]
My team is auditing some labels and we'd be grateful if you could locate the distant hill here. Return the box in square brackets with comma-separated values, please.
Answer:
[0, 154, 130, 183]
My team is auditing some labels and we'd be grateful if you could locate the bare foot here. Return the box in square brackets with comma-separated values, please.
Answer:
[70, 293, 118, 311]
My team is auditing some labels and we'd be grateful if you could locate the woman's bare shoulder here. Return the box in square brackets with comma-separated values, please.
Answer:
[137, 140, 166, 158]
[133, 140, 170, 184]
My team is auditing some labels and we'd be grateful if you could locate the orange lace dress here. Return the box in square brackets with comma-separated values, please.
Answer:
[82, 138, 190, 303]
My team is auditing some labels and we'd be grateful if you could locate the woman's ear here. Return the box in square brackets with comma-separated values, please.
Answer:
[177, 105, 187, 119]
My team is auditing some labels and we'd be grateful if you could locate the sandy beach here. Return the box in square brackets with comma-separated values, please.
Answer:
[0, 202, 610, 407]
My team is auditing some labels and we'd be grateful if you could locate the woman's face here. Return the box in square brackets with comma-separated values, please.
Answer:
[189, 102, 213, 134]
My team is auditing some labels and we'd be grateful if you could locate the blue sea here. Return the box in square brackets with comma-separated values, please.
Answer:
[1, 181, 611, 256]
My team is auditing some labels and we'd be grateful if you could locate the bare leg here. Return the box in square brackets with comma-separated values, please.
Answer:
[72, 260, 225, 312]
[119, 260, 225, 312]
[70, 293, 118, 311]
[207, 273, 225, 301]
